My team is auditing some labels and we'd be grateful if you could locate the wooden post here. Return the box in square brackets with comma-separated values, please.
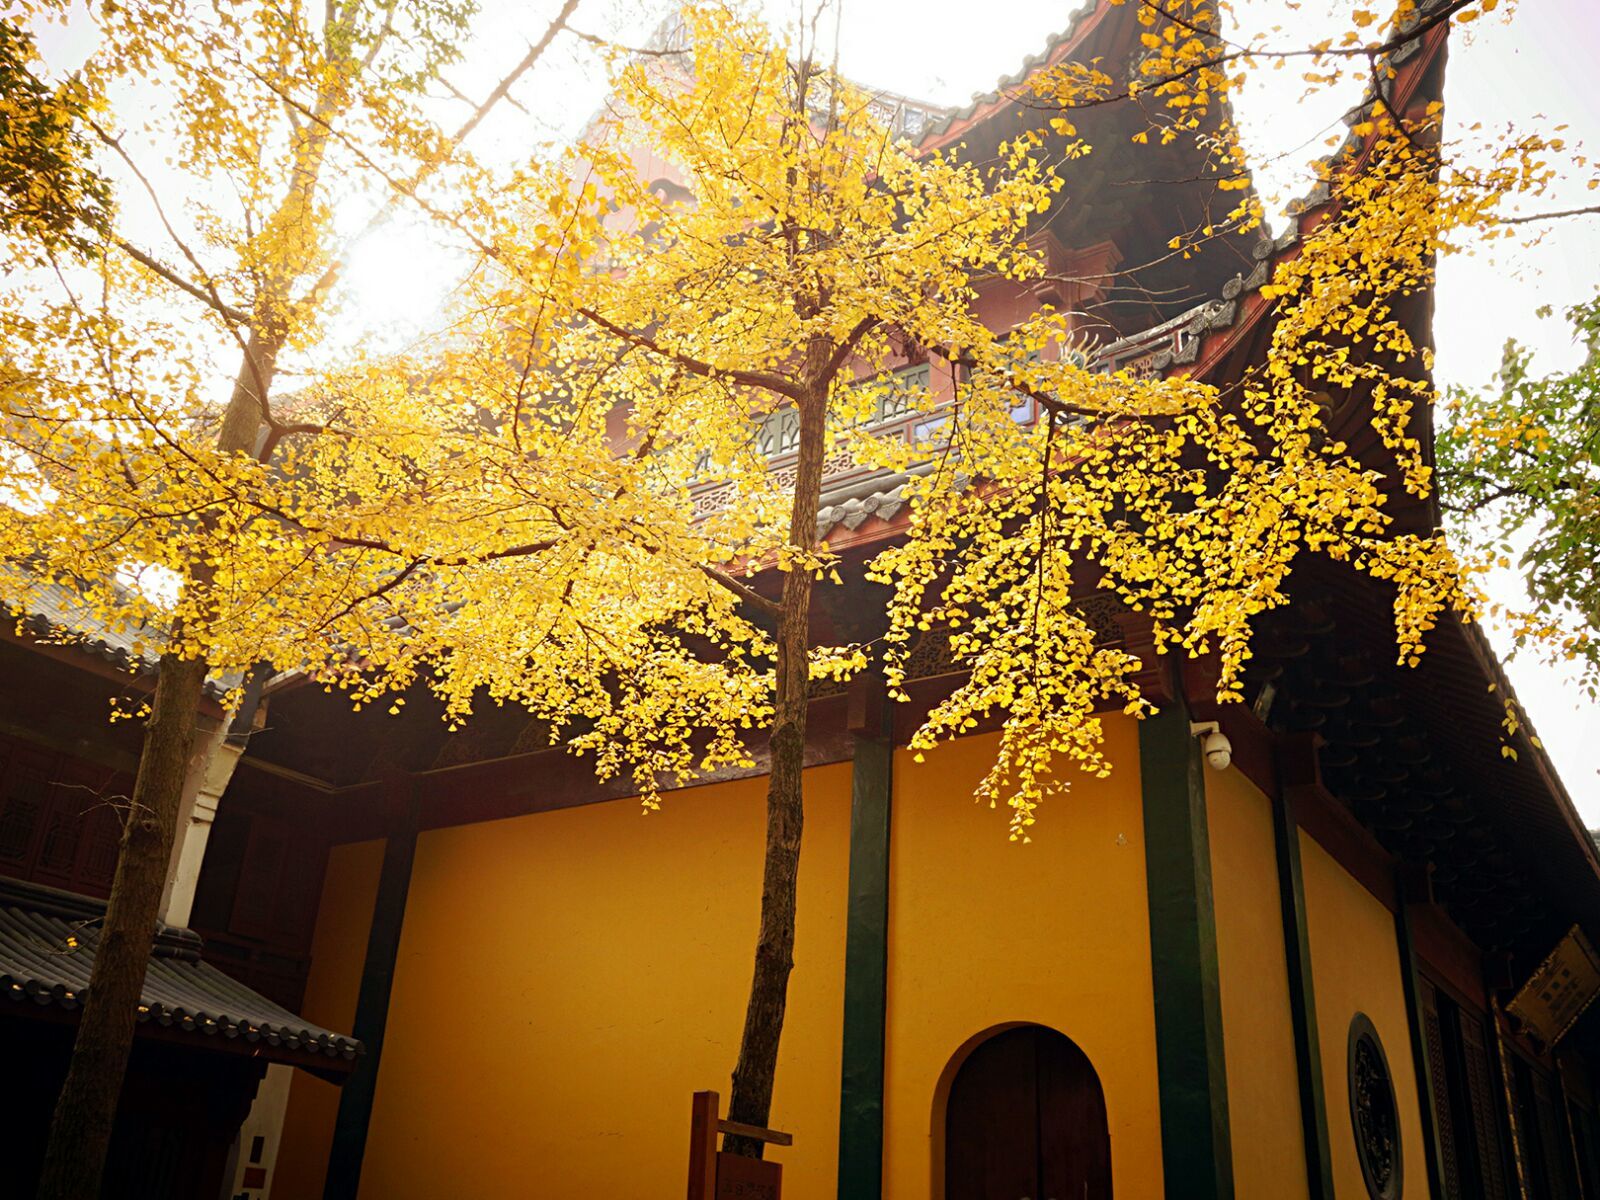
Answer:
[686, 1090, 787, 1200]
[688, 1091, 719, 1200]
[323, 774, 420, 1200]
[838, 676, 892, 1199]
[1394, 862, 1451, 1200]
[1138, 681, 1234, 1200]
[1273, 735, 1336, 1199]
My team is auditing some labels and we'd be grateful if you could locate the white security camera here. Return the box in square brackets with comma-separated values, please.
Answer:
[1190, 721, 1233, 771]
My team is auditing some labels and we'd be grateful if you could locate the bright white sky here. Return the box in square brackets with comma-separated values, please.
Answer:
[39, 0, 1600, 814]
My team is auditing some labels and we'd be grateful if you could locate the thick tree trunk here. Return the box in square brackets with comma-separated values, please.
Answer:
[725, 384, 829, 1158]
[34, 653, 210, 1200]
[35, 336, 277, 1200]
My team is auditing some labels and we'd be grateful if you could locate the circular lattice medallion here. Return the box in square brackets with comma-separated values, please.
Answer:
[1348, 1012, 1402, 1199]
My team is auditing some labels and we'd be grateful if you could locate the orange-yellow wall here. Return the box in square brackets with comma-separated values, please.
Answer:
[881, 716, 1164, 1198]
[1206, 766, 1310, 1198]
[352, 765, 855, 1200]
[272, 724, 1445, 1200]
[1299, 831, 1428, 1200]
[274, 838, 386, 1198]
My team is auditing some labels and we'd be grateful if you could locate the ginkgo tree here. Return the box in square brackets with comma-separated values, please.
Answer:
[402, 0, 1586, 1156]
[0, 2, 636, 1196]
[3, 0, 1595, 1191]
[0, 19, 109, 257]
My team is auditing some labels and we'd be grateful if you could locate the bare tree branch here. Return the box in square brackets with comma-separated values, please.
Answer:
[568, 26, 688, 58]
[88, 120, 254, 326]
[700, 565, 782, 617]
[818, 314, 880, 386]
[112, 239, 251, 325]
[1498, 204, 1600, 226]
[576, 305, 805, 400]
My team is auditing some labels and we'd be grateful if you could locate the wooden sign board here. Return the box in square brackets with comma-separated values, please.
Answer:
[1507, 925, 1600, 1046]
[714, 1152, 781, 1199]
[687, 1091, 786, 1200]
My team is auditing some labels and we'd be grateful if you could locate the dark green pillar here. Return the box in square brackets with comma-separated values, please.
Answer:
[1139, 696, 1234, 1199]
[1272, 738, 1336, 1199]
[837, 701, 893, 1199]
[324, 777, 420, 1200]
[1394, 864, 1450, 1200]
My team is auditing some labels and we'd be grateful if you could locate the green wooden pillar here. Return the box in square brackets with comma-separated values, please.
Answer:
[837, 696, 893, 1199]
[1272, 737, 1336, 1199]
[324, 777, 420, 1200]
[1139, 695, 1234, 1199]
[1394, 864, 1450, 1200]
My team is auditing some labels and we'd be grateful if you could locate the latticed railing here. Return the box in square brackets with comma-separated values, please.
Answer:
[1087, 304, 1207, 376]
[688, 303, 1212, 518]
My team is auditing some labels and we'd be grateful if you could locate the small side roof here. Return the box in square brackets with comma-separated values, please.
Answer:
[2, 568, 235, 701]
[0, 876, 362, 1077]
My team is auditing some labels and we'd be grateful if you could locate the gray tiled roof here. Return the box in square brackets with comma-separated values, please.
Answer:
[2, 572, 233, 699]
[0, 876, 361, 1069]
[6, 576, 160, 673]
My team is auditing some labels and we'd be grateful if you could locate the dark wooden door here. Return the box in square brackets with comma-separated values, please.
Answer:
[945, 1025, 1111, 1200]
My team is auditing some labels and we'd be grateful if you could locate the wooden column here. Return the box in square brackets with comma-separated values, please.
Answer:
[1139, 685, 1234, 1199]
[836, 679, 893, 1199]
[1273, 736, 1336, 1199]
[1394, 862, 1450, 1200]
[323, 775, 420, 1200]
[688, 1091, 719, 1199]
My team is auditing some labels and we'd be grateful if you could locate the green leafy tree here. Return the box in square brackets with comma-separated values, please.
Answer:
[1437, 294, 1600, 697]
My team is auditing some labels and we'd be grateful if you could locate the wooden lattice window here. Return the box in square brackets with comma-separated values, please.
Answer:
[0, 735, 130, 898]
[1419, 975, 1512, 1200]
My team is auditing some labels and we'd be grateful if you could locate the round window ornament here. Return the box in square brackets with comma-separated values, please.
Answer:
[1348, 1012, 1402, 1199]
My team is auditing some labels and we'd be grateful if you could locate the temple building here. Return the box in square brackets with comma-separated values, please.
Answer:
[5, 2, 1600, 1198]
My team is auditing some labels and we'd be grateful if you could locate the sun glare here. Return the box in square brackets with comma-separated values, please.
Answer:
[331, 217, 472, 355]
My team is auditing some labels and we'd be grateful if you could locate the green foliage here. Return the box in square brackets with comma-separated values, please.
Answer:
[1437, 294, 1600, 696]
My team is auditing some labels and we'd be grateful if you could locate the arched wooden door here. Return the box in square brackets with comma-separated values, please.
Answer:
[944, 1025, 1111, 1200]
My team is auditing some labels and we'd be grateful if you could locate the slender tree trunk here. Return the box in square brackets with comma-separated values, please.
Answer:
[725, 382, 829, 1157]
[34, 653, 209, 1200]
[35, 337, 278, 1200]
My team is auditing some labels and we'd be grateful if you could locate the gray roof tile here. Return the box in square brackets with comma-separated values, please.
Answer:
[2, 572, 233, 699]
[0, 876, 361, 1069]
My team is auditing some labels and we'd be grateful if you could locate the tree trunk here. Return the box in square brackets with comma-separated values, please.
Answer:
[35, 336, 277, 1200]
[725, 384, 829, 1157]
[34, 653, 210, 1200]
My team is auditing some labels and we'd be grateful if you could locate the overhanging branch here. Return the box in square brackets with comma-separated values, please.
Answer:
[576, 305, 804, 400]
[114, 240, 251, 325]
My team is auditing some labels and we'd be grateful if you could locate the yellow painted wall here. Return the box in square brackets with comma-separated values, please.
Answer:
[274, 838, 387, 1199]
[1206, 766, 1310, 1198]
[281, 720, 1175, 1197]
[1300, 831, 1428, 1200]
[353, 765, 855, 1200]
[882, 716, 1165, 1199]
